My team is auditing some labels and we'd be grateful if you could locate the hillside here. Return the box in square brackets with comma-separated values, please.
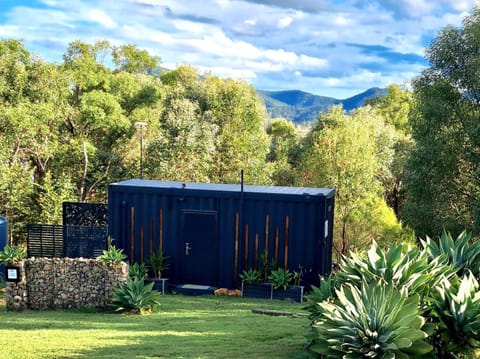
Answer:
[258, 87, 387, 123]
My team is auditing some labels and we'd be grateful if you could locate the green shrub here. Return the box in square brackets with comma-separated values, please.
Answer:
[428, 272, 480, 357]
[268, 268, 293, 290]
[146, 250, 169, 279]
[0, 245, 27, 264]
[128, 262, 148, 281]
[111, 278, 161, 314]
[420, 230, 480, 277]
[240, 268, 262, 285]
[97, 245, 127, 264]
[309, 282, 432, 358]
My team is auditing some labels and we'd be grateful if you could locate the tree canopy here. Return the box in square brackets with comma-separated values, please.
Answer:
[403, 8, 480, 238]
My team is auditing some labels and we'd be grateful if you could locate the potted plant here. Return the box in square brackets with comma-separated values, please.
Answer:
[0, 244, 27, 283]
[0, 244, 27, 265]
[145, 250, 169, 293]
[269, 268, 304, 303]
[240, 268, 273, 299]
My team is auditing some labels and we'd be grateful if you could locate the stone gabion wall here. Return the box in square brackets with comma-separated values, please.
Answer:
[6, 258, 128, 311]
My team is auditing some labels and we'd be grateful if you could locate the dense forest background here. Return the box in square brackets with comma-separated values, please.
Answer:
[2, 8, 480, 258]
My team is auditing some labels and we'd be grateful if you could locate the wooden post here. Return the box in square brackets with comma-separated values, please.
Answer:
[234, 213, 239, 283]
[244, 224, 249, 269]
[159, 208, 164, 252]
[274, 227, 279, 266]
[140, 227, 144, 263]
[264, 214, 269, 259]
[149, 219, 153, 255]
[130, 207, 135, 265]
[254, 234, 259, 270]
[284, 216, 289, 269]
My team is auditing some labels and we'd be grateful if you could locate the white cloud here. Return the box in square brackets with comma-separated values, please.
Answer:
[0, 0, 476, 98]
[277, 16, 293, 28]
[88, 9, 117, 29]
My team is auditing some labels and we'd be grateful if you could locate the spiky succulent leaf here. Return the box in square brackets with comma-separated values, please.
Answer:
[309, 282, 432, 357]
[430, 272, 480, 354]
[421, 230, 480, 277]
[111, 278, 161, 314]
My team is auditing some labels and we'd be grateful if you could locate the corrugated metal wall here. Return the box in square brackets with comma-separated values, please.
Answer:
[108, 180, 335, 289]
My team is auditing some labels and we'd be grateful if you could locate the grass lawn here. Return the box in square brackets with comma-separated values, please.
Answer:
[0, 293, 314, 359]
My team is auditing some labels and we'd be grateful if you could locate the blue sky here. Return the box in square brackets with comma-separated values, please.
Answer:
[0, 0, 477, 98]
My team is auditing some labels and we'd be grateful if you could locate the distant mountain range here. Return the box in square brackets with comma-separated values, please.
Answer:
[258, 87, 387, 123]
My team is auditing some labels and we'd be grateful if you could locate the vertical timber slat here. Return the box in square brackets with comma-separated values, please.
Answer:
[284, 216, 289, 269]
[234, 213, 239, 284]
[130, 207, 135, 265]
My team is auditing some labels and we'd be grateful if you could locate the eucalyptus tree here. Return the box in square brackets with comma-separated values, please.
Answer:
[404, 8, 480, 237]
[201, 75, 271, 184]
[157, 66, 271, 185]
[59, 40, 163, 202]
[368, 84, 414, 219]
[266, 117, 299, 186]
[0, 40, 74, 238]
[295, 106, 410, 256]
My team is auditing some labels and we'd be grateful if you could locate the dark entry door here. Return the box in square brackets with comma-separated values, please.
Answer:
[180, 210, 218, 285]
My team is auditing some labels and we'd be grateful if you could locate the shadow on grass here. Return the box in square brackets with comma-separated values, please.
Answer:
[0, 294, 315, 359]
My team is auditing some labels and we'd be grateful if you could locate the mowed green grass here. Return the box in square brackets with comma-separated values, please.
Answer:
[0, 293, 314, 359]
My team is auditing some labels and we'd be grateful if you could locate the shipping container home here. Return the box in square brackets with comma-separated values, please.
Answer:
[108, 179, 335, 289]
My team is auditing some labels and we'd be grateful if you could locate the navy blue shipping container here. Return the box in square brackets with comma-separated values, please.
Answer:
[108, 179, 335, 289]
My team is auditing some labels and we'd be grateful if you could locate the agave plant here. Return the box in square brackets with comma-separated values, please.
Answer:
[309, 281, 433, 358]
[303, 274, 338, 320]
[428, 272, 480, 357]
[111, 278, 161, 314]
[420, 230, 480, 277]
[335, 241, 453, 302]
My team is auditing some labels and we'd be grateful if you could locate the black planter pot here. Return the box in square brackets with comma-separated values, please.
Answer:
[272, 286, 304, 303]
[241, 282, 273, 299]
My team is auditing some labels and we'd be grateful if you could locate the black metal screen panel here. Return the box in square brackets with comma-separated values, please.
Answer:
[62, 202, 108, 258]
[63, 202, 108, 226]
[27, 224, 64, 258]
[63, 225, 107, 258]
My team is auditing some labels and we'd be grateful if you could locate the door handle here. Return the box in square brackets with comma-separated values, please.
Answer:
[185, 242, 192, 255]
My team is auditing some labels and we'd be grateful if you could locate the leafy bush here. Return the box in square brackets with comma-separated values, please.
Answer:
[97, 245, 127, 264]
[268, 268, 293, 290]
[420, 230, 480, 277]
[309, 282, 432, 357]
[128, 262, 148, 281]
[240, 268, 262, 285]
[428, 272, 480, 357]
[0, 245, 27, 264]
[111, 278, 161, 314]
